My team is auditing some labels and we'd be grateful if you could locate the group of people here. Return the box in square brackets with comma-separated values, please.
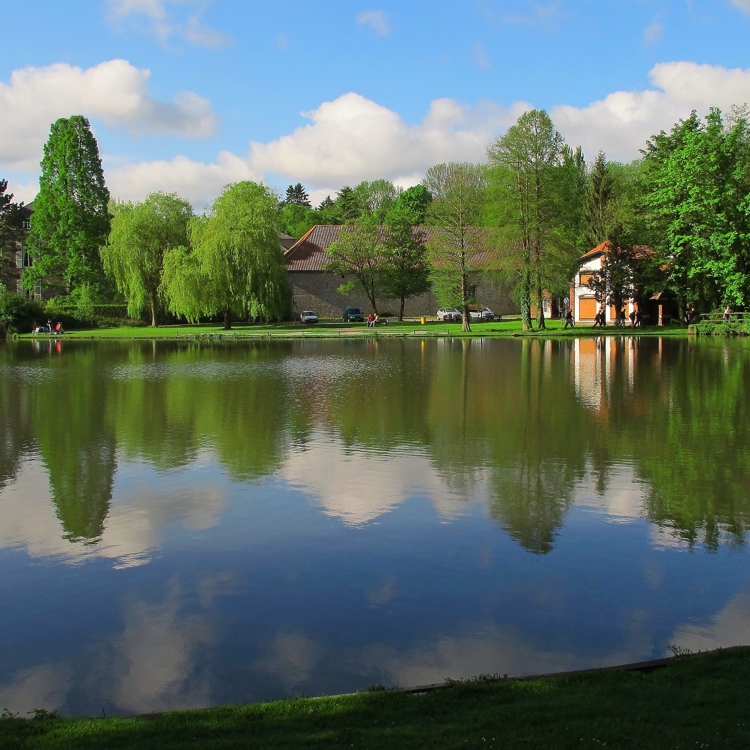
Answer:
[33, 320, 64, 335]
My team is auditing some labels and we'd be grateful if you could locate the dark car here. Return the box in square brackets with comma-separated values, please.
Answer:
[343, 307, 365, 322]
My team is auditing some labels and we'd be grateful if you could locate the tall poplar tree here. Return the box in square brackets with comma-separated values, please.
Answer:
[25, 116, 110, 300]
[102, 192, 193, 326]
[487, 110, 580, 330]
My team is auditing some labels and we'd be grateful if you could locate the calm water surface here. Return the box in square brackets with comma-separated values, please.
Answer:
[1, 336, 750, 716]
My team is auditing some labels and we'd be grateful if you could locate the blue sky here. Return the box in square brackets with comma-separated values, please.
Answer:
[2, 0, 750, 208]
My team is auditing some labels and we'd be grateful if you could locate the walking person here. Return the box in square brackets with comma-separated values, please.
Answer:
[564, 310, 574, 329]
[723, 305, 732, 323]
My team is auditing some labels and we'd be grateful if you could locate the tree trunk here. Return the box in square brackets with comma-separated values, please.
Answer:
[224, 308, 232, 329]
[461, 273, 472, 333]
[149, 293, 158, 328]
[536, 282, 546, 330]
[399, 295, 405, 321]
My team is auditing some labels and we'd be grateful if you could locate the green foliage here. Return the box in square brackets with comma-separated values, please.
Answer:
[102, 192, 193, 326]
[162, 182, 289, 328]
[642, 107, 750, 310]
[487, 110, 582, 330]
[424, 162, 487, 331]
[0, 179, 23, 244]
[324, 215, 382, 313]
[2, 647, 750, 748]
[393, 184, 432, 223]
[0, 291, 44, 336]
[279, 202, 316, 239]
[334, 185, 361, 223]
[380, 204, 431, 319]
[25, 116, 110, 297]
[284, 183, 311, 207]
[354, 179, 401, 222]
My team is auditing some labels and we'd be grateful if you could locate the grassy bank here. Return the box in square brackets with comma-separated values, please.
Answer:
[2, 648, 748, 749]
[18, 318, 689, 341]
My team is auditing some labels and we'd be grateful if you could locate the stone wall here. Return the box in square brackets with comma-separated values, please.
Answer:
[289, 271, 519, 319]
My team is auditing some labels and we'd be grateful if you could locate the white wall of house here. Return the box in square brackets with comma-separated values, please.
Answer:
[572, 252, 636, 324]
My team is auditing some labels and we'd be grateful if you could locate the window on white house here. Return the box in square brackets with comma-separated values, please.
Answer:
[22, 219, 31, 230]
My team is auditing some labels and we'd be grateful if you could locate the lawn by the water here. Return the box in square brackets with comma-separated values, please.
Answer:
[1, 648, 747, 749]
[21, 317, 689, 340]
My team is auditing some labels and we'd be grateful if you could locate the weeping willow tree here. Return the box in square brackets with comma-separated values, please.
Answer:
[102, 192, 193, 326]
[162, 181, 290, 328]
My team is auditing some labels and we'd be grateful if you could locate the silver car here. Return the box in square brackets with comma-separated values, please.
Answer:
[300, 310, 319, 324]
[469, 307, 495, 321]
[436, 307, 462, 321]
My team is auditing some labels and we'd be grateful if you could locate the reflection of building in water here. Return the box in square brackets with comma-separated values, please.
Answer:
[572, 337, 639, 415]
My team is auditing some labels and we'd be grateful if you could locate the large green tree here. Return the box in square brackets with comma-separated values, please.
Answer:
[380, 204, 430, 320]
[324, 215, 382, 314]
[162, 181, 289, 328]
[25, 116, 110, 301]
[642, 107, 750, 311]
[423, 162, 487, 333]
[102, 192, 193, 326]
[487, 110, 582, 330]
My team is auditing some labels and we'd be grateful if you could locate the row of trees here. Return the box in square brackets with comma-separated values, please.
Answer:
[5, 104, 750, 328]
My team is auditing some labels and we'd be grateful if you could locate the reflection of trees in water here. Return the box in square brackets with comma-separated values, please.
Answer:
[483, 340, 586, 554]
[29, 346, 117, 542]
[573, 337, 750, 550]
[0, 355, 35, 492]
[629, 341, 750, 550]
[4, 336, 750, 552]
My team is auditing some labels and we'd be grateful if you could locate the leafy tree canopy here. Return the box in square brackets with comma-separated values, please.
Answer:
[25, 116, 110, 301]
[423, 162, 487, 332]
[162, 181, 289, 328]
[642, 107, 750, 309]
[284, 183, 311, 207]
[102, 192, 193, 326]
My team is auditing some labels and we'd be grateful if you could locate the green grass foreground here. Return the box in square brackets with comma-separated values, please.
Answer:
[20, 318, 688, 340]
[2, 648, 749, 749]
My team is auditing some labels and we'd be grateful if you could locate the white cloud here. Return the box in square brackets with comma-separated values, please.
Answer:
[552, 61, 750, 162]
[356, 9, 390, 36]
[474, 43, 491, 70]
[643, 18, 664, 46]
[280, 430, 482, 525]
[0, 59, 219, 172]
[731, 0, 750, 14]
[107, 151, 260, 209]
[500, 2, 561, 27]
[249, 92, 528, 192]
[108, 0, 230, 48]
[100, 91, 527, 206]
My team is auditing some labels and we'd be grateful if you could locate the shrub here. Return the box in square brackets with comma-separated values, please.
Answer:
[0, 292, 45, 336]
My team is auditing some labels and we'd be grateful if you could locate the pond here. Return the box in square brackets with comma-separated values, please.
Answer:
[1, 336, 749, 716]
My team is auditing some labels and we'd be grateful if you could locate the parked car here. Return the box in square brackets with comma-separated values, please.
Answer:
[300, 310, 319, 324]
[436, 307, 462, 321]
[469, 306, 495, 322]
[343, 307, 365, 323]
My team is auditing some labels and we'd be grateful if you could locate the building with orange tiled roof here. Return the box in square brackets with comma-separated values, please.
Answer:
[571, 241, 674, 325]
